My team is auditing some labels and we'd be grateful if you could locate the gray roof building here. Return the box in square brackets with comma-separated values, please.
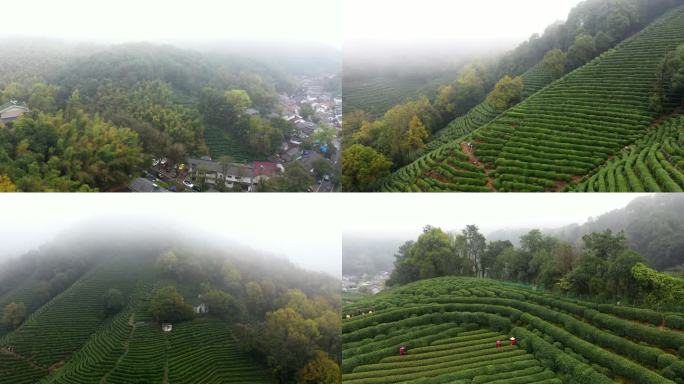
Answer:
[0, 100, 29, 124]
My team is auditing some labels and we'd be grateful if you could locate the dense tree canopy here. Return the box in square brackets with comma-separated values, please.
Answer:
[387, 224, 680, 307]
[202, 289, 242, 322]
[0, 175, 16, 191]
[346, 96, 437, 167]
[551, 194, 684, 271]
[631, 262, 684, 310]
[260, 161, 313, 192]
[341, 144, 392, 192]
[296, 351, 340, 384]
[102, 288, 124, 316]
[239, 287, 341, 383]
[2, 302, 27, 329]
[652, 43, 684, 111]
[434, 64, 487, 120]
[542, 49, 567, 80]
[0, 110, 144, 191]
[566, 33, 598, 70]
[149, 245, 341, 383]
[0, 41, 294, 190]
[487, 75, 524, 111]
[149, 286, 194, 323]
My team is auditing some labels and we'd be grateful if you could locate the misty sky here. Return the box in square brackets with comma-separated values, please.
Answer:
[0, 0, 341, 48]
[341, 194, 649, 239]
[345, 0, 584, 47]
[0, 194, 341, 278]
[0, 193, 652, 278]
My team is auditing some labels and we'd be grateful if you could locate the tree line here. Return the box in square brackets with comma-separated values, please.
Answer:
[387, 225, 684, 310]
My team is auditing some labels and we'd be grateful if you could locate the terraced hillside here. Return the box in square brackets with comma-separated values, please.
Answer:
[0, 276, 79, 338]
[380, 6, 684, 192]
[0, 258, 149, 368]
[343, 76, 443, 118]
[572, 114, 684, 192]
[0, 257, 273, 384]
[342, 277, 684, 384]
[417, 62, 557, 158]
[204, 124, 255, 162]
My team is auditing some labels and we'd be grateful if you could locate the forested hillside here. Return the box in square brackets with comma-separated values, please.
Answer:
[0, 40, 326, 191]
[341, 0, 684, 191]
[485, 194, 684, 272]
[0, 230, 341, 383]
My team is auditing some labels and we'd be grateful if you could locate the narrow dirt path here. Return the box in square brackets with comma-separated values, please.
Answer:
[162, 331, 170, 384]
[461, 142, 496, 191]
[100, 313, 137, 384]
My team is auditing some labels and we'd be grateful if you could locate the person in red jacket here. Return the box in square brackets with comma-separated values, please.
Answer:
[510, 337, 517, 346]
[495, 340, 502, 348]
[399, 346, 407, 355]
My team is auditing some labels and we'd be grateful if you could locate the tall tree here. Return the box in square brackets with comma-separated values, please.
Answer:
[102, 289, 124, 316]
[275, 162, 314, 192]
[566, 33, 597, 70]
[0, 175, 16, 192]
[341, 144, 392, 192]
[406, 116, 429, 152]
[487, 75, 524, 111]
[2, 302, 27, 329]
[149, 286, 194, 323]
[542, 49, 567, 79]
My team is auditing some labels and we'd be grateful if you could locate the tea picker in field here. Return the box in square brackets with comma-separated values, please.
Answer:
[399, 346, 407, 356]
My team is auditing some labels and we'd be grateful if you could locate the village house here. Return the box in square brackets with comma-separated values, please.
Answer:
[281, 146, 302, 162]
[187, 157, 253, 188]
[0, 100, 29, 124]
[187, 158, 283, 189]
[253, 161, 283, 184]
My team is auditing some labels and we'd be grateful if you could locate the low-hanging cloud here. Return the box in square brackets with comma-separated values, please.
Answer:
[0, 194, 342, 278]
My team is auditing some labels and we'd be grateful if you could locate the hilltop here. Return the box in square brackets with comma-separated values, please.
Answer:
[0, 230, 341, 384]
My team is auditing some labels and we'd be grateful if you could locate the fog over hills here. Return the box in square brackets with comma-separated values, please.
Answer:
[0, 194, 342, 278]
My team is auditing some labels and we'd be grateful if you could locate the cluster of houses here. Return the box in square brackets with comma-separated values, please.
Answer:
[342, 272, 390, 295]
[176, 76, 341, 192]
[185, 157, 284, 191]
[276, 75, 341, 165]
[128, 75, 341, 193]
